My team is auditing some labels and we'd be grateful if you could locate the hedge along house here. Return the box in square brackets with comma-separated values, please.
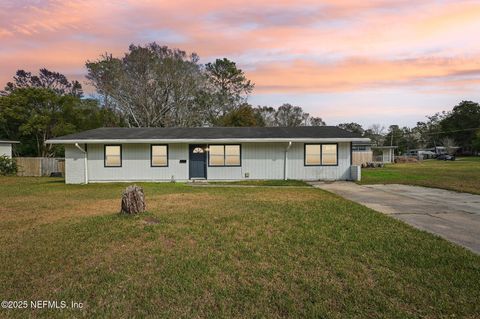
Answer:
[45, 127, 369, 184]
[0, 140, 19, 158]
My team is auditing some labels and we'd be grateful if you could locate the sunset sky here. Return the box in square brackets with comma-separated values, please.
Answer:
[1, 0, 480, 126]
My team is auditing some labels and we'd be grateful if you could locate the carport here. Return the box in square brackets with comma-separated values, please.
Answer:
[372, 146, 397, 163]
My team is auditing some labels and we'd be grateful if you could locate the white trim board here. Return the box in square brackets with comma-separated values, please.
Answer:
[46, 137, 371, 144]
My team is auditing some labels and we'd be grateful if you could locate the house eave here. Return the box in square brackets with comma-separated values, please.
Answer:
[46, 137, 371, 144]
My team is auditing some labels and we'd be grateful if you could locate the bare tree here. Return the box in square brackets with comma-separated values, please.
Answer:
[365, 124, 386, 146]
[369, 123, 386, 136]
[86, 43, 207, 127]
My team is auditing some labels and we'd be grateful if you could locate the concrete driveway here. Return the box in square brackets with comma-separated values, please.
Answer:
[310, 182, 480, 254]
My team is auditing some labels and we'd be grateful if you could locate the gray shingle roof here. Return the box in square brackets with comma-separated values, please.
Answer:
[48, 126, 364, 141]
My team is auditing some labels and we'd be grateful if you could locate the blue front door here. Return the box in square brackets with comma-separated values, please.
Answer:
[189, 144, 207, 179]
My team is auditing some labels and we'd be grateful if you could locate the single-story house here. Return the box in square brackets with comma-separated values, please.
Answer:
[351, 141, 372, 165]
[352, 141, 398, 165]
[374, 146, 397, 163]
[0, 140, 19, 158]
[45, 127, 370, 184]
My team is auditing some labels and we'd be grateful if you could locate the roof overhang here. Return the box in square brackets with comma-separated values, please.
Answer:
[373, 146, 398, 149]
[0, 140, 20, 144]
[46, 137, 371, 144]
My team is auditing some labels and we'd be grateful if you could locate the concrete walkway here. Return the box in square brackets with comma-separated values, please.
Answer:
[310, 182, 480, 254]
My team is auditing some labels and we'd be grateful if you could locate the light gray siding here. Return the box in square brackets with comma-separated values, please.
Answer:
[65, 145, 86, 184]
[287, 142, 351, 180]
[64, 142, 354, 183]
[207, 142, 351, 181]
[350, 165, 361, 181]
[207, 142, 286, 180]
[0, 144, 12, 158]
[87, 144, 189, 182]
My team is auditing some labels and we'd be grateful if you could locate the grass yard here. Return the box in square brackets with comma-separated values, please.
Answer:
[0, 177, 479, 318]
[361, 157, 480, 194]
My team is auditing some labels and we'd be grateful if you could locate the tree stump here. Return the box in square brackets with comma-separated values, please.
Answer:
[120, 185, 146, 214]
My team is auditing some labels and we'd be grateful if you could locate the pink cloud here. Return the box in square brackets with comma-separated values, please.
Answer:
[249, 56, 480, 92]
[1, 0, 480, 100]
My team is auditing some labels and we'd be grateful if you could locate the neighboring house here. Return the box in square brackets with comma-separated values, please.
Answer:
[352, 141, 373, 165]
[0, 140, 19, 158]
[352, 142, 397, 164]
[405, 146, 461, 159]
[406, 149, 436, 159]
[45, 127, 370, 184]
[373, 146, 397, 163]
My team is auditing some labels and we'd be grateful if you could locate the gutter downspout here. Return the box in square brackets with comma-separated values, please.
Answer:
[284, 141, 292, 180]
[75, 143, 88, 184]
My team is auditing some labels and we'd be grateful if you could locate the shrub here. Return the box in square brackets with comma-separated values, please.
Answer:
[0, 156, 18, 176]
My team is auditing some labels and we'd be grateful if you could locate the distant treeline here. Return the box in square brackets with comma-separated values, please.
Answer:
[337, 101, 480, 154]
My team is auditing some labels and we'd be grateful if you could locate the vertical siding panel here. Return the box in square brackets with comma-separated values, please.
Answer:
[0, 144, 12, 158]
[288, 142, 351, 180]
[87, 143, 189, 182]
[65, 145, 85, 184]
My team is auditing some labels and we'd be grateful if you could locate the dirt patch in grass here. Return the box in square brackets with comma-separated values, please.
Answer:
[1, 198, 120, 226]
[143, 216, 161, 224]
[147, 192, 225, 213]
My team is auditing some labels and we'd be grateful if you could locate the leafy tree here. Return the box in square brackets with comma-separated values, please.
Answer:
[2, 69, 83, 97]
[274, 103, 310, 127]
[86, 43, 207, 127]
[254, 106, 276, 126]
[215, 104, 262, 127]
[0, 88, 121, 157]
[439, 101, 480, 151]
[307, 117, 326, 126]
[204, 58, 254, 120]
[414, 112, 446, 148]
[472, 130, 480, 154]
[384, 125, 402, 146]
[0, 88, 77, 156]
[337, 122, 364, 135]
[253, 104, 325, 127]
[382, 125, 422, 154]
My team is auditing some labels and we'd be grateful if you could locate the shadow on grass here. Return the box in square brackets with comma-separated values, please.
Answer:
[44, 178, 65, 184]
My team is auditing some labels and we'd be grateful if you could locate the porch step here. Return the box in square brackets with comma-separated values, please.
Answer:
[190, 179, 208, 184]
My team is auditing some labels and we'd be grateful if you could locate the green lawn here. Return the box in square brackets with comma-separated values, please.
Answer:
[0, 177, 479, 318]
[361, 157, 480, 194]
